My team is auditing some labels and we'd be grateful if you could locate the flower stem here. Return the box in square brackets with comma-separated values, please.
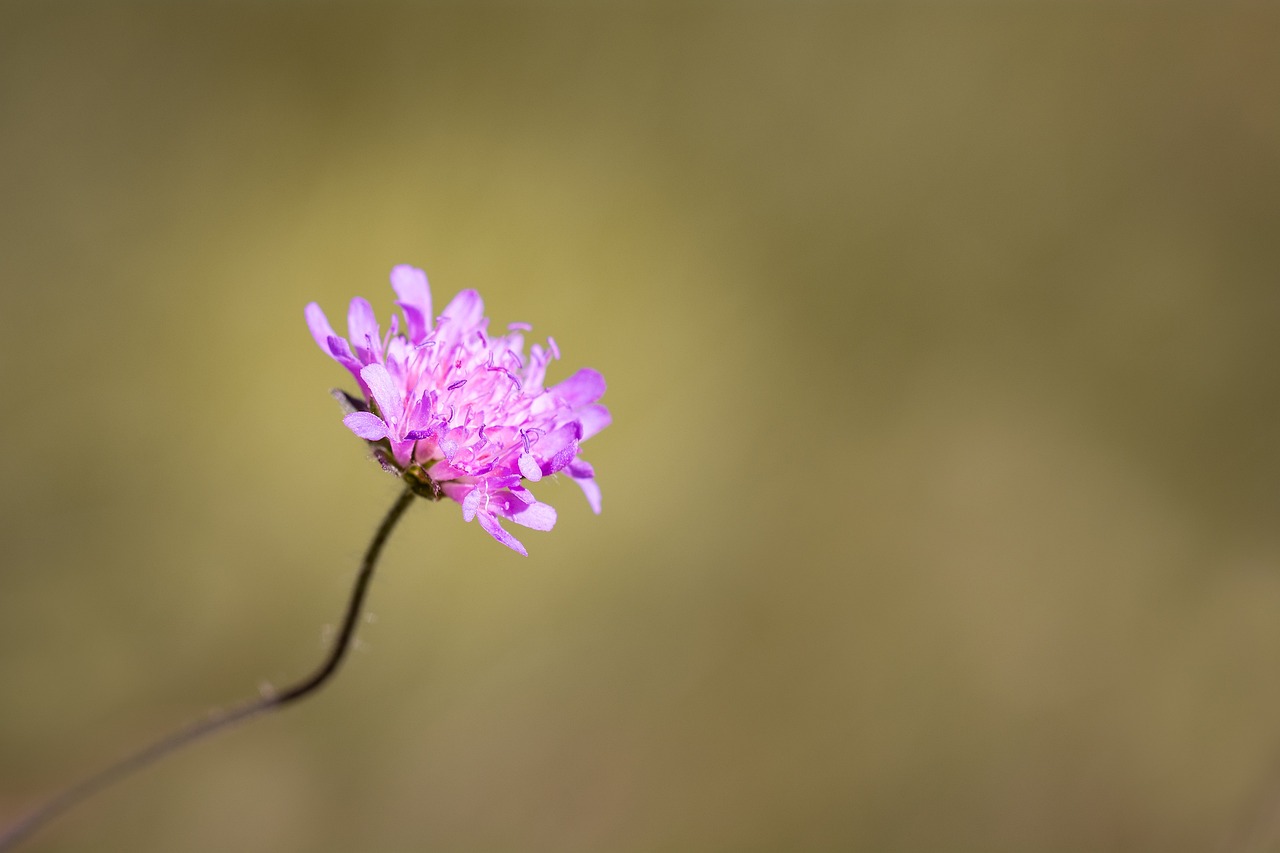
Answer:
[0, 486, 418, 851]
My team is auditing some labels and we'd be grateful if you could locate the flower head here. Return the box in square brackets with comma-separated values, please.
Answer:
[306, 265, 609, 555]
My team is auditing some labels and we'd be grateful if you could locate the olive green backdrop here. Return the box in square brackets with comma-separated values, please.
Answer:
[2, 4, 1279, 852]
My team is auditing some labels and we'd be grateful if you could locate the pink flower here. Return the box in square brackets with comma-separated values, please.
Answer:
[306, 265, 609, 555]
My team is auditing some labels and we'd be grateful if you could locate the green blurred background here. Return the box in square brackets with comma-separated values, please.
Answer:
[2, 3, 1279, 851]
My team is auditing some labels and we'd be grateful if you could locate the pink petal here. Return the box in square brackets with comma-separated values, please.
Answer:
[343, 412, 388, 440]
[389, 438, 415, 468]
[575, 477, 602, 514]
[359, 363, 403, 425]
[326, 335, 355, 362]
[439, 288, 484, 329]
[477, 511, 528, 556]
[505, 485, 536, 505]
[550, 368, 606, 407]
[505, 500, 557, 531]
[578, 404, 611, 440]
[440, 481, 471, 505]
[305, 303, 339, 353]
[427, 459, 468, 481]
[347, 297, 381, 361]
[461, 487, 483, 522]
[398, 304, 427, 347]
[390, 265, 432, 343]
[324, 335, 364, 382]
[546, 437, 580, 477]
[537, 421, 582, 457]
[518, 451, 542, 482]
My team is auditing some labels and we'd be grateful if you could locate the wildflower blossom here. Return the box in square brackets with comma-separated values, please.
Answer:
[305, 265, 609, 555]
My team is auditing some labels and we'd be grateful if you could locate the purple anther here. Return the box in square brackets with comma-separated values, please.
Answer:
[448, 379, 467, 391]
[490, 367, 523, 390]
[505, 350, 524, 369]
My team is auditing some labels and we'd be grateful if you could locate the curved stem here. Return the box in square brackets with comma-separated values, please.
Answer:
[0, 486, 417, 851]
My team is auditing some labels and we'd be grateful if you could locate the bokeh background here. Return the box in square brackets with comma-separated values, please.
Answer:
[3, 3, 1279, 852]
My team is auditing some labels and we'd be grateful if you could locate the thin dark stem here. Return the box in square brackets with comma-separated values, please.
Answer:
[0, 486, 417, 851]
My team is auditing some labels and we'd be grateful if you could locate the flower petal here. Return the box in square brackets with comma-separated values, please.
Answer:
[323, 335, 364, 382]
[477, 511, 528, 556]
[360, 363, 404, 425]
[505, 485, 536, 505]
[347, 297, 381, 362]
[305, 303, 340, 354]
[549, 442, 579, 477]
[566, 458, 594, 479]
[578, 404, 611, 440]
[327, 335, 356, 362]
[461, 486, 483, 522]
[427, 458, 468, 481]
[574, 476, 603, 514]
[531, 422, 582, 477]
[389, 438, 415, 468]
[390, 265, 432, 343]
[505, 500, 557, 531]
[518, 451, 542, 482]
[439, 481, 471, 505]
[537, 421, 583, 457]
[439, 288, 485, 329]
[550, 368, 606, 407]
[343, 411, 389, 440]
